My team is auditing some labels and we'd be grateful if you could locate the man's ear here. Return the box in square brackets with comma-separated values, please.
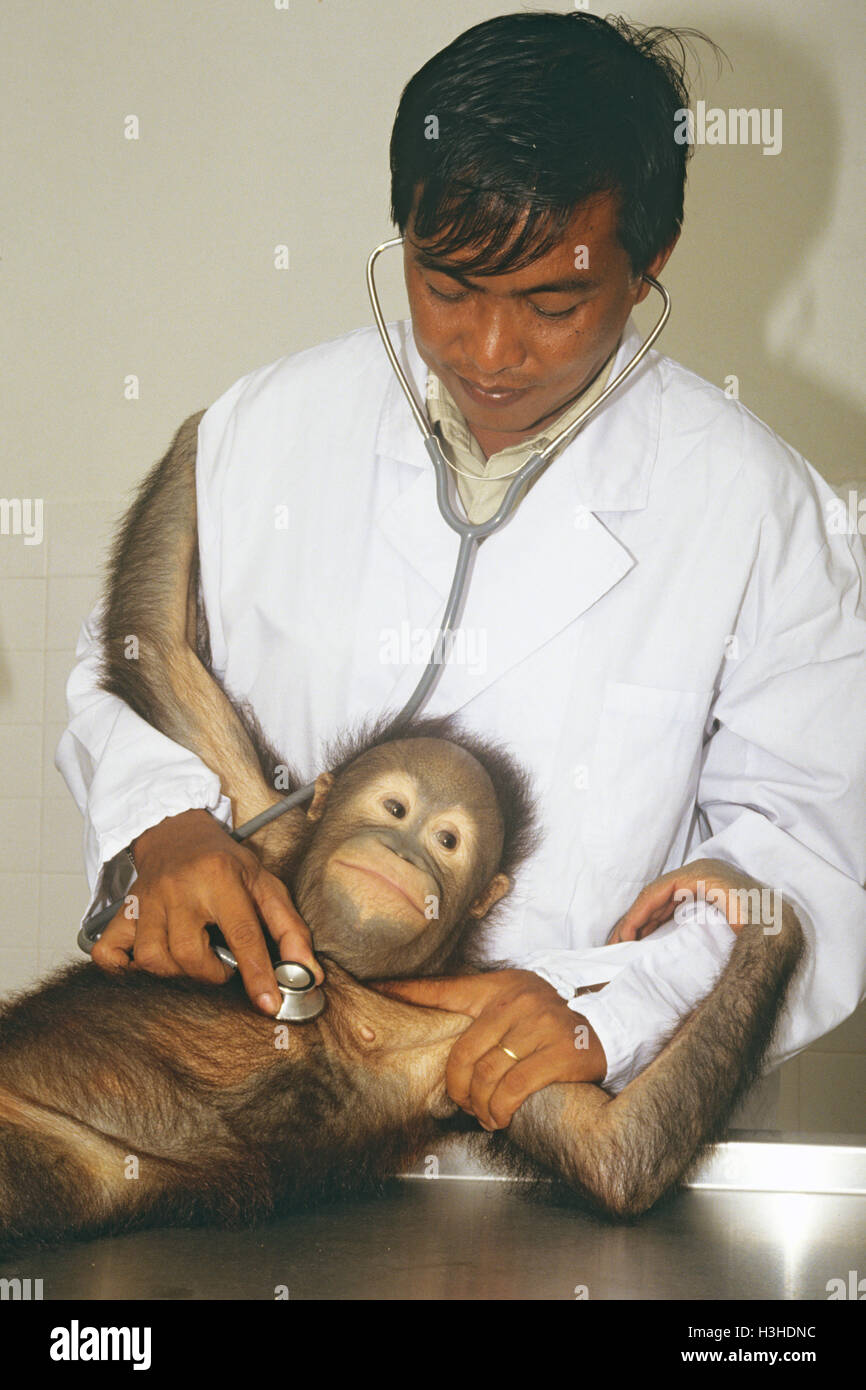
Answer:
[306, 771, 334, 823]
[468, 873, 511, 919]
[633, 231, 680, 304]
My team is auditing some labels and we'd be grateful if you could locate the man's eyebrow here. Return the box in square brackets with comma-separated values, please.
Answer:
[412, 249, 598, 295]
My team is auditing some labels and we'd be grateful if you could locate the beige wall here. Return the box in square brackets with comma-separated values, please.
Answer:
[1, 0, 864, 1133]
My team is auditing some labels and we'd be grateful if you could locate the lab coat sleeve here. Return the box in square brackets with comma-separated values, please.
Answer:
[518, 908, 736, 1094]
[523, 525, 866, 1094]
[55, 603, 234, 928]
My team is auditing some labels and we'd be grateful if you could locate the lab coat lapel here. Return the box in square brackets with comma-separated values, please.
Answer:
[373, 321, 661, 715]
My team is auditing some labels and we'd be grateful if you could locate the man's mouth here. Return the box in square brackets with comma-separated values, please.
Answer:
[455, 373, 531, 407]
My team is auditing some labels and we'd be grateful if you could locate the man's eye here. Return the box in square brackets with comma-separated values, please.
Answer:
[383, 798, 406, 818]
[426, 280, 467, 303]
[435, 829, 458, 850]
[531, 302, 580, 320]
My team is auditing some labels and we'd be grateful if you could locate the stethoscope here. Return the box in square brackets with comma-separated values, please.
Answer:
[77, 235, 671, 1018]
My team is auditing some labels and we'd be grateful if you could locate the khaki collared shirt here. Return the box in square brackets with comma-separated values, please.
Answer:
[425, 351, 616, 524]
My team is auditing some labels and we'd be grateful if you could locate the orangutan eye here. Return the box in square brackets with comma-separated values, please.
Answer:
[383, 798, 406, 819]
[436, 829, 458, 850]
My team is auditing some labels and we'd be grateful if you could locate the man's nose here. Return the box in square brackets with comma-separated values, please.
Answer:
[462, 302, 526, 377]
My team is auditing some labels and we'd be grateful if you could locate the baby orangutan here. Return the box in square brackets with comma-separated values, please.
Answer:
[0, 412, 805, 1248]
[0, 716, 538, 1249]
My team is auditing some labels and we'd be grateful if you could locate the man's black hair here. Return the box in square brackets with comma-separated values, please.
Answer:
[390, 10, 716, 276]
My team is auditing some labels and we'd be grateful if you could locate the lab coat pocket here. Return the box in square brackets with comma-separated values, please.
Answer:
[583, 681, 714, 884]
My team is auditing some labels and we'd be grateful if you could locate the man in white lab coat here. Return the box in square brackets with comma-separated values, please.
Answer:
[58, 12, 866, 1136]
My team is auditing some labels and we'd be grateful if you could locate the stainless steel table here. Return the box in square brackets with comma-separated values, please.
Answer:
[2, 1135, 864, 1301]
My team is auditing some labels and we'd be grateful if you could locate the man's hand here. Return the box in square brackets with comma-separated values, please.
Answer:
[607, 856, 772, 943]
[375, 969, 607, 1130]
[91, 808, 323, 1013]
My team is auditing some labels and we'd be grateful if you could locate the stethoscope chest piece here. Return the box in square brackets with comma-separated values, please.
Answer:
[273, 960, 325, 1022]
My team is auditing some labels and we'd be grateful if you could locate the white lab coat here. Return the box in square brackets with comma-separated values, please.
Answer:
[57, 318, 866, 1092]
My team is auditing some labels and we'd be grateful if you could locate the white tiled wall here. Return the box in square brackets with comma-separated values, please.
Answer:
[0, 495, 117, 991]
[776, 999, 866, 1135]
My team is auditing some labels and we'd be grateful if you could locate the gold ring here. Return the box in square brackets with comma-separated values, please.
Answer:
[498, 1044, 519, 1061]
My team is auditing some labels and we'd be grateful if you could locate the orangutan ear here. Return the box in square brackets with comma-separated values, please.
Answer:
[306, 772, 334, 823]
[467, 873, 511, 919]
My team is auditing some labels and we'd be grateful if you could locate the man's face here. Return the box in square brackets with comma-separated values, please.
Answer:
[404, 191, 673, 457]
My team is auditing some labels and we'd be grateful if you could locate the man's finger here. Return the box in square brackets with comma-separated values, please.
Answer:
[609, 858, 749, 942]
[128, 905, 184, 977]
[486, 1049, 565, 1130]
[216, 886, 282, 1014]
[164, 909, 234, 984]
[608, 878, 680, 942]
[250, 873, 323, 986]
[468, 1037, 529, 1129]
[465, 1008, 564, 1127]
[91, 909, 138, 970]
[445, 1009, 526, 1110]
